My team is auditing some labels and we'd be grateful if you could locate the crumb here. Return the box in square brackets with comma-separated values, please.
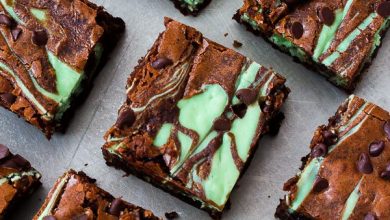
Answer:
[233, 40, 243, 48]
[268, 195, 271, 198]
[84, 163, 88, 166]
[224, 33, 228, 37]
[165, 211, 179, 219]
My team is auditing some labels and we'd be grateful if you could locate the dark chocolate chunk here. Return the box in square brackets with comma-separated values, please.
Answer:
[0, 93, 16, 106]
[0, 144, 10, 160]
[318, 7, 335, 26]
[43, 216, 56, 220]
[236, 88, 258, 105]
[377, 1, 390, 18]
[232, 103, 247, 118]
[290, 21, 304, 39]
[312, 177, 329, 193]
[384, 120, 390, 139]
[0, 154, 31, 170]
[322, 130, 337, 145]
[311, 143, 328, 158]
[213, 116, 231, 131]
[32, 30, 48, 46]
[115, 107, 135, 129]
[165, 211, 179, 219]
[151, 57, 173, 69]
[0, 14, 14, 28]
[109, 198, 126, 216]
[11, 27, 22, 41]
[369, 140, 385, 157]
[233, 40, 243, 48]
[357, 153, 373, 174]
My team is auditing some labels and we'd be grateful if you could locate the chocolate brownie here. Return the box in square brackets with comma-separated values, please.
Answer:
[234, 0, 390, 91]
[0, 0, 125, 138]
[102, 17, 290, 218]
[34, 170, 160, 220]
[0, 144, 41, 218]
[170, 0, 212, 15]
[276, 95, 390, 219]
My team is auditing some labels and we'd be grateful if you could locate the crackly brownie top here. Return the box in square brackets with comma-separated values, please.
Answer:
[238, 0, 390, 83]
[0, 144, 41, 216]
[104, 18, 289, 211]
[283, 96, 390, 219]
[0, 0, 105, 121]
[34, 170, 160, 220]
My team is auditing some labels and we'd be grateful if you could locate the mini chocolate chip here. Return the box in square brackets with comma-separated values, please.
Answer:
[322, 130, 337, 145]
[0, 14, 14, 27]
[0, 93, 16, 106]
[165, 211, 179, 219]
[0, 144, 10, 160]
[377, 1, 390, 18]
[115, 107, 135, 129]
[109, 198, 126, 216]
[312, 177, 329, 193]
[357, 153, 373, 174]
[151, 57, 173, 69]
[32, 30, 48, 46]
[213, 116, 231, 131]
[232, 103, 247, 118]
[236, 88, 257, 105]
[43, 216, 56, 220]
[11, 27, 22, 41]
[318, 7, 335, 26]
[311, 143, 328, 158]
[290, 21, 304, 39]
[364, 212, 377, 220]
[369, 141, 385, 157]
[380, 170, 390, 180]
[384, 120, 390, 139]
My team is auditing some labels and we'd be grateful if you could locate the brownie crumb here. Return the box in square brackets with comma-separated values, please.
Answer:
[224, 33, 228, 37]
[84, 163, 88, 166]
[233, 40, 243, 48]
[165, 211, 179, 219]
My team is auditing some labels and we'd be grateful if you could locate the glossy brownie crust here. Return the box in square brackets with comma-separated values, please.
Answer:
[34, 170, 160, 220]
[235, 0, 390, 91]
[276, 96, 390, 219]
[0, 144, 41, 218]
[102, 17, 289, 218]
[170, 0, 212, 16]
[0, 0, 124, 138]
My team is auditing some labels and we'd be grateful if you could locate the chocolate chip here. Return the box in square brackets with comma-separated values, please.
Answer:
[0, 14, 14, 28]
[290, 21, 304, 39]
[42, 216, 56, 220]
[0, 93, 16, 106]
[0, 144, 10, 160]
[357, 153, 373, 174]
[318, 7, 335, 26]
[312, 177, 329, 193]
[364, 212, 377, 220]
[32, 30, 48, 46]
[384, 120, 390, 139]
[165, 211, 179, 219]
[233, 40, 243, 48]
[232, 103, 247, 118]
[109, 198, 126, 216]
[11, 27, 22, 41]
[380, 163, 390, 180]
[236, 88, 257, 105]
[115, 107, 135, 129]
[322, 130, 337, 145]
[1, 154, 31, 170]
[311, 143, 328, 158]
[377, 1, 390, 18]
[369, 141, 385, 157]
[151, 57, 173, 69]
[213, 116, 231, 131]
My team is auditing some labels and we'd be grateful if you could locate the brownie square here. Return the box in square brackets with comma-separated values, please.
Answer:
[276, 95, 390, 219]
[0, 0, 125, 138]
[102, 17, 290, 218]
[234, 0, 390, 91]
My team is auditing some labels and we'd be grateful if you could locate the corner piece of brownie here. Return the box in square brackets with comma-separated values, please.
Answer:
[34, 170, 160, 220]
[234, 0, 390, 91]
[0, 0, 125, 138]
[276, 95, 390, 219]
[102, 17, 290, 218]
[0, 144, 41, 218]
[170, 0, 212, 16]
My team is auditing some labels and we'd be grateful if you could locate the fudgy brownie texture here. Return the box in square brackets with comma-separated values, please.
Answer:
[0, 144, 41, 219]
[34, 170, 160, 220]
[234, 0, 390, 91]
[0, 0, 125, 138]
[102, 17, 290, 218]
[276, 95, 390, 219]
[170, 0, 212, 15]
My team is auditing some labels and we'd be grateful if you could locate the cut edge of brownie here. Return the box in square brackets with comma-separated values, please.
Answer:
[170, 0, 212, 16]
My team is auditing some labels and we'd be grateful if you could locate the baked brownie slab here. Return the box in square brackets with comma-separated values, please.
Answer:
[34, 170, 160, 220]
[0, 0, 124, 138]
[276, 95, 390, 219]
[235, 0, 390, 91]
[170, 0, 212, 15]
[0, 144, 41, 218]
[102, 17, 290, 218]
